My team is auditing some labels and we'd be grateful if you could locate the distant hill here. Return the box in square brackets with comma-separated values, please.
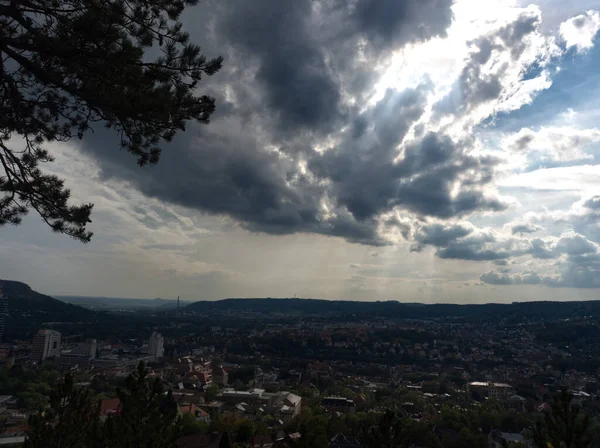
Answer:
[0, 279, 94, 338]
[186, 297, 600, 320]
[57, 295, 191, 310]
[0, 280, 81, 313]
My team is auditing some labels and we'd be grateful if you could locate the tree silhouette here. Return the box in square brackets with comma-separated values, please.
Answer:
[365, 410, 411, 448]
[25, 374, 102, 447]
[26, 362, 183, 448]
[0, 0, 222, 241]
[533, 388, 592, 448]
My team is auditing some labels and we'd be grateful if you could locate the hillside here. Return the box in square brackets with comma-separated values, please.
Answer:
[0, 280, 73, 312]
[0, 280, 94, 338]
[186, 297, 600, 320]
[57, 295, 191, 309]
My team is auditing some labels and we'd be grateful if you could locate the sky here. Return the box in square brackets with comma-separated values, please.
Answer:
[2, 0, 600, 303]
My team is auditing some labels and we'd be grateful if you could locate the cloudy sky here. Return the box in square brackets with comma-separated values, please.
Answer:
[2, 0, 600, 303]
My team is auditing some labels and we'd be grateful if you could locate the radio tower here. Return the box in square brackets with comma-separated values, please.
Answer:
[176, 296, 180, 315]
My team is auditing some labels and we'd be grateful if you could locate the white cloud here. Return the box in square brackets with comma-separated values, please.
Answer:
[499, 165, 600, 192]
[559, 10, 600, 52]
[503, 126, 600, 162]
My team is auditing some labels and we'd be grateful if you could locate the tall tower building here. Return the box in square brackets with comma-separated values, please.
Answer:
[148, 332, 164, 360]
[32, 329, 61, 362]
[0, 288, 7, 343]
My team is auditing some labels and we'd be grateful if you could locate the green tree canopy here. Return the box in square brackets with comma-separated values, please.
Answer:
[533, 389, 592, 448]
[26, 362, 183, 448]
[0, 0, 222, 241]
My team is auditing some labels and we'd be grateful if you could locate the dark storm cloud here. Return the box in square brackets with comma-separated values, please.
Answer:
[411, 223, 473, 250]
[410, 223, 524, 261]
[216, 0, 343, 134]
[350, 0, 454, 49]
[75, 0, 506, 248]
[310, 85, 506, 223]
[80, 126, 388, 246]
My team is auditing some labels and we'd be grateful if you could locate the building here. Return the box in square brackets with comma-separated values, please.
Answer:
[31, 329, 61, 362]
[73, 339, 97, 359]
[488, 430, 529, 448]
[0, 289, 7, 343]
[329, 434, 363, 448]
[215, 388, 301, 421]
[100, 398, 121, 417]
[468, 381, 515, 400]
[212, 366, 228, 386]
[180, 403, 211, 424]
[148, 332, 164, 360]
[321, 397, 356, 414]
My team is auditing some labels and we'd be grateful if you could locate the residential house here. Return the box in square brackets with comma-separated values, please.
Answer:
[467, 381, 514, 400]
[100, 398, 121, 418]
[212, 366, 228, 386]
[329, 433, 362, 448]
[321, 397, 356, 414]
[488, 430, 530, 448]
[180, 403, 211, 424]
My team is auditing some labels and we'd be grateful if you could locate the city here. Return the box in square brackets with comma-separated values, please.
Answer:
[1, 281, 600, 447]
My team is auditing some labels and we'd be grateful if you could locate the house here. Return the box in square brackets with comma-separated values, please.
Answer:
[100, 398, 121, 417]
[488, 430, 530, 448]
[467, 381, 514, 400]
[212, 366, 228, 386]
[329, 433, 362, 448]
[216, 389, 301, 421]
[272, 392, 302, 421]
[274, 432, 302, 448]
[321, 397, 356, 414]
[234, 402, 265, 421]
[307, 362, 332, 378]
[180, 403, 211, 423]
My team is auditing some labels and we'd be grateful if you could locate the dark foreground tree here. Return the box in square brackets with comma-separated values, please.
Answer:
[0, 0, 222, 241]
[364, 410, 411, 448]
[25, 374, 102, 447]
[26, 362, 182, 448]
[533, 388, 592, 448]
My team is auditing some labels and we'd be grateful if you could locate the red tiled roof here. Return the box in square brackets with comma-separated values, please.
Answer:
[100, 398, 121, 416]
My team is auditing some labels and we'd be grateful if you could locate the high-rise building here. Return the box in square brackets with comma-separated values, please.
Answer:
[32, 329, 61, 362]
[0, 288, 7, 343]
[148, 332, 164, 360]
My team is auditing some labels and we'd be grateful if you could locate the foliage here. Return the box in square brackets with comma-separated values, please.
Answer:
[25, 374, 102, 447]
[533, 389, 592, 448]
[0, 0, 222, 241]
[233, 419, 254, 443]
[180, 412, 209, 436]
[364, 410, 412, 448]
[0, 366, 59, 411]
[25, 362, 182, 448]
[205, 384, 220, 402]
